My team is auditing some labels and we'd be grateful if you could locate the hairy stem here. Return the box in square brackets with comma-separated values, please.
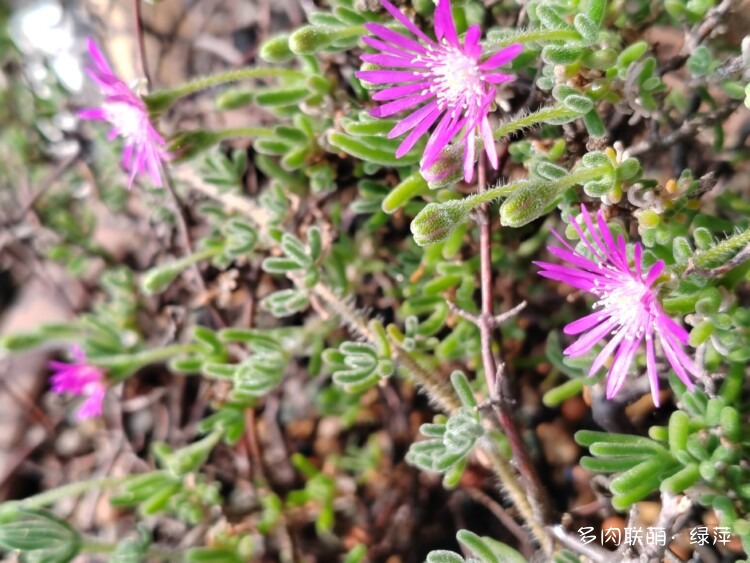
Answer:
[311, 282, 460, 411]
[494, 106, 579, 141]
[475, 154, 553, 551]
[484, 28, 581, 53]
[184, 174, 554, 543]
[145, 68, 306, 113]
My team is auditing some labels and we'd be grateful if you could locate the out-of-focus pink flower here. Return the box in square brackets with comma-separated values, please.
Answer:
[49, 345, 106, 419]
[535, 205, 699, 406]
[79, 38, 168, 188]
[356, 0, 522, 183]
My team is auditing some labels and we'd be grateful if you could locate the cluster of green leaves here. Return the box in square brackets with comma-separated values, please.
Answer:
[426, 529, 526, 563]
[261, 227, 323, 316]
[577, 366, 749, 552]
[2, 0, 750, 559]
[405, 372, 496, 488]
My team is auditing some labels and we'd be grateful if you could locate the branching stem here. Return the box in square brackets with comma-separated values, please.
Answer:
[474, 154, 553, 552]
[184, 172, 554, 548]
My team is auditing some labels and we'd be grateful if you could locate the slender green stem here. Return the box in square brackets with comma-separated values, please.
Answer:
[185, 174, 552, 551]
[3, 476, 131, 510]
[164, 68, 304, 96]
[424, 106, 581, 188]
[494, 106, 579, 142]
[693, 228, 750, 270]
[95, 343, 203, 369]
[484, 28, 581, 53]
[469, 164, 609, 208]
[145, 67, 306, 113]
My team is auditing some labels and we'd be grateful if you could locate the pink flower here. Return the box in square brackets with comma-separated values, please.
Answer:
[49, 345, 106, 419]
[356, 0, 522, 183]
[79, 38, 168, 189]
[535, 206, 699, 406]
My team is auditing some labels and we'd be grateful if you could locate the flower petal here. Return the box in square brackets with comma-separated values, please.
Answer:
[434, 0, 458, 46]
[388, 100, 441, 138]
[356, 69, 423, 84]
[479, 43, 523, 70]
[372, 82, 433, 101]
[365, 23, 427, 54]
[380, 0, 435, 44]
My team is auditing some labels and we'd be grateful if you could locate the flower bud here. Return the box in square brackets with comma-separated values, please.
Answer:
[259, 34, 294, 63]
[420, 145, 464, 189]
[289, 26, 337, 55]
[410, 201, 470, 246]
[500, 181, 558, 228]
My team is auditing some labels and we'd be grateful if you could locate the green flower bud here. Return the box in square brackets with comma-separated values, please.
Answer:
[289, 26, 337, 55]
[143, 90, 180, 117]
[411, 201, 471, 246]
[500, 181, 559, 228]
[0, 509, 82, 562]
[421, 145, 464, 189]
[259, 34, 294, 63]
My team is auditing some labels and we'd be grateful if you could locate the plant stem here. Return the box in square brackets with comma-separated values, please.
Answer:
[145, 67, 306, 112]
[310, 282, 461, 412]
[474, 154, 553, 551]
[468, 164, 609, 209]
[494, 106, 579, 142]
[484, 28, 581, 52]
[94, 343, 203, 369]
[691, 228, 750, 271]
[3, 475, 131, 510]
[184, 174, 556, 548]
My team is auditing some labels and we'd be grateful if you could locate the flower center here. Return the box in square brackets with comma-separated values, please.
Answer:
[421, 41, 484, 114]
[104, 100, 148, 141]
[593, 269, 651, 337]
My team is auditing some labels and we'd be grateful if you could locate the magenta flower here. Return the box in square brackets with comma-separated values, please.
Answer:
[535, 206, 699, 406]
[356, 0, 522, 183]
[49, 345, 106, 419]
[79, 38, 168, 189]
